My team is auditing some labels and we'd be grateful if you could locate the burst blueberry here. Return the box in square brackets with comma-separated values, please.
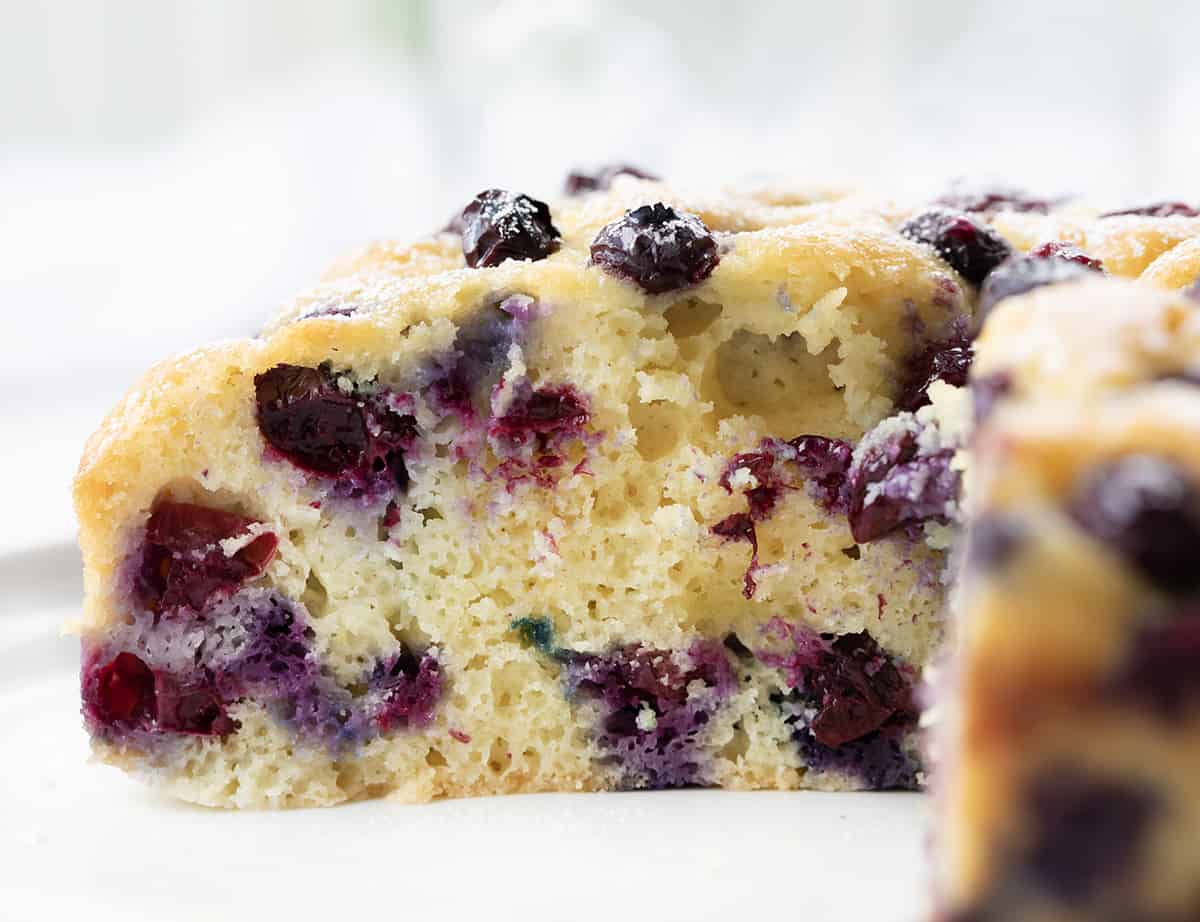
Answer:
[564, 163, 658, 195]
[135, 500, 278, 612]
[897, 335, 973, 412]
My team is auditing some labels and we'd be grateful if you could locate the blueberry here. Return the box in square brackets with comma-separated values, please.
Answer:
[971, 370, 1014, 423]
[896, 335, 973, 412]
[255, 364, 368, 475]
[977, 257, 1093, 331]
[369, 648, 442, 731]
[1023, 768, 1159, 902]
[766, 626, 920, 789]
[156, 674, 237, 736]
[590, 203, 720, 294]
[935, 188, 1055, 215]
[900, 210, 1013, 285]
[788, 436, 854, 510]
[1101, 202, 1200, 218]
[1108, 609, 1200, 717]
[846, 423, 960, 543]
[564, 163, 658, 195]
[84, 652, 157, 728]
[135, 500, 278, 612]
[459, 189, 561, 268]
[1028, 241, 1105, 272]
[1068, 455, 1200, 594]
[966, 515, 1026, 572]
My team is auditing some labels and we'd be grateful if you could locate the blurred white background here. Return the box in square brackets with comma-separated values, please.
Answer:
[2, 0, 1199, 553]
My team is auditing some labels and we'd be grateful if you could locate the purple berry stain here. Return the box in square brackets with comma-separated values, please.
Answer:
[591, 203, 720, 294]
[83, 587, 443, 752]
[713, 436, 853, 597]
[512, 617, 735, 789]
[935, 188, 1055, 215]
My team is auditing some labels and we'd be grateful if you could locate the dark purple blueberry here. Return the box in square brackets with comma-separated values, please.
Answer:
[971, 370, 1014, 423]
[135, 500, 278, 612]
[763, 625, 920, 789]
[794, 726, 920, 790]
[458, 189, 561, 268]
[1028, 240, 1104, 272]
[966, 514, 1026, 572]
[788, 436, 854, 510]
[1023, 768, 1159, 902]
[155, 674, 237, 736]
[590, 203, 719, 294]
[255, 364, 368, 475]
[1108, 608, 1200, 717]
[562, 640, 734, 789]
[804, 632, 915, 748]
[846, 424, 960, 543]
[490, 384, 589, 443]
[1185, 275, 1200, 301]
[369, 648, 442, 731]
[899, 210, 1013, 285]
[1101, 202, 1200, 218]
[977, 256, 1093, 331]
[1068, 455, 1200, 594]
[897, 335, 973, 412]
[934, 188, 1055, 215]
[564, 163, 658, 195]
[83, 651, 157, 728]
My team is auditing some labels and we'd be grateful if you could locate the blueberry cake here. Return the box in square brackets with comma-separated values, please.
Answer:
[934, 279, 1200, 921]
[73, 171, 1200, 811]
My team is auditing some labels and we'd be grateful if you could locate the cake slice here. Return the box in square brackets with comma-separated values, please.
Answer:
[73, 173, 1200, 808]
[935, 280, 1200, 921]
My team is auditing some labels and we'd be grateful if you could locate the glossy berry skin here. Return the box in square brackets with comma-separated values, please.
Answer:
[1101, 202, 1200, 218]
[977, 256, 1093, 331]
[1068, 455, 1200, 594]
[590, 203, 719, 294]
[255, 364, 417, 499]
[255, 364, 368, 474]
[899, 209, 1013, 285]
[761, 623, 920, 789]
[459, 189, 561, 268]
[564, 163, 657, 195]
[85, 652, 157, 727]
[897, 335, 973, 412]
[135, 500, 277, 612]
